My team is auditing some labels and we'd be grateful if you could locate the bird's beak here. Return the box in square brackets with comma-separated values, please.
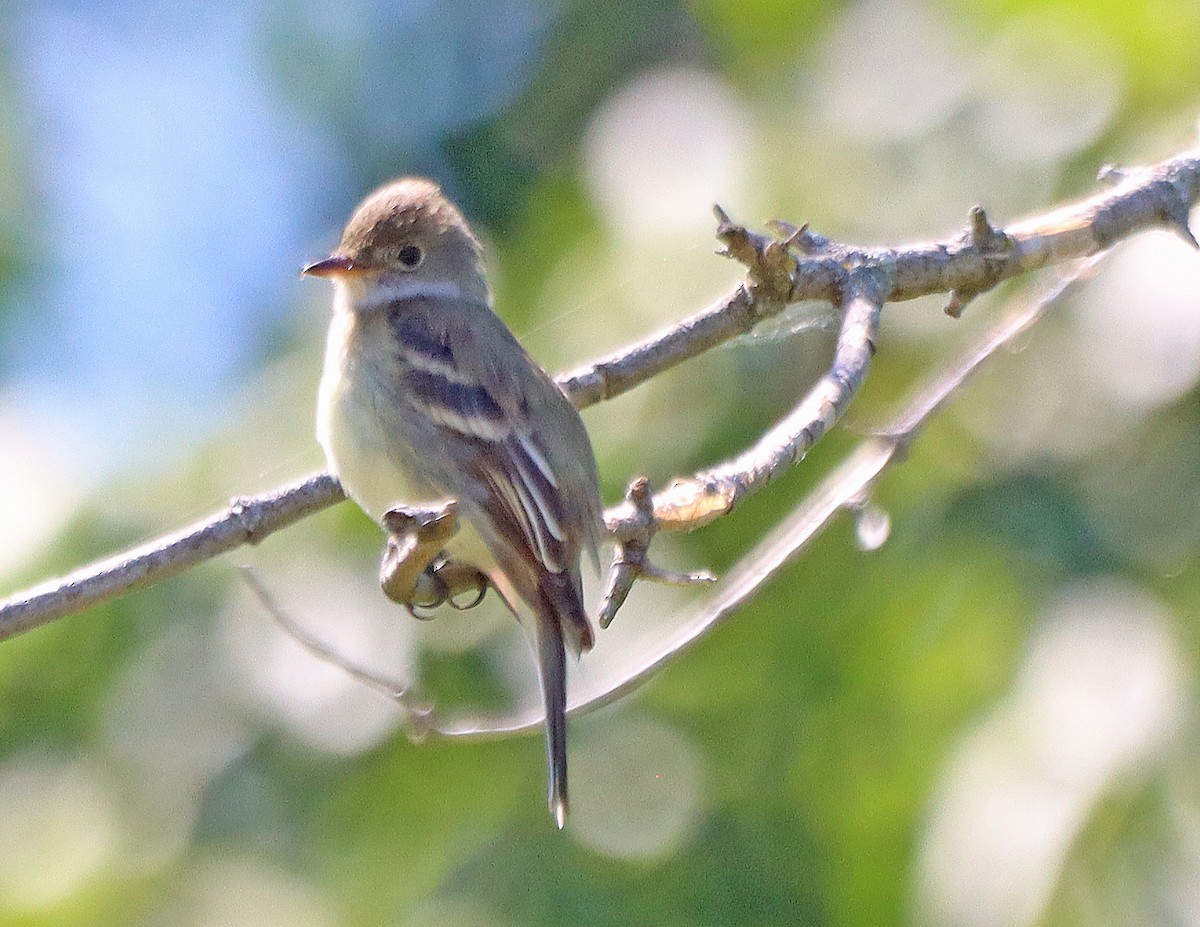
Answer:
[301, 254, 358, 278]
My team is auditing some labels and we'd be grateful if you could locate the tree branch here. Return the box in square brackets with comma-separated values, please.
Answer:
[599, 269, 888, 623]
[438, 254, 1108, 737]
[1, 148, 1196, 641]
[0, 474, 343, 640]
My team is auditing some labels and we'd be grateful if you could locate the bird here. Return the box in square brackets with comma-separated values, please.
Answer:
[303, 177, 603, 827]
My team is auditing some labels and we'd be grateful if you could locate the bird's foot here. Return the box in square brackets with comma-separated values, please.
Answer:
[379, 502, 491, 616]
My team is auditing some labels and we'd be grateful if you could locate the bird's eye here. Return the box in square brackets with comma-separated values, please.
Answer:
[397, 244, 424, 269]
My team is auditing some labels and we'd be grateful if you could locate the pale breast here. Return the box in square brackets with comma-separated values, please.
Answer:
[316, 309, 437, 522]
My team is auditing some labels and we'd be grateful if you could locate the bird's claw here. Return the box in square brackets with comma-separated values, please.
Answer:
[380, 502, 491, 616]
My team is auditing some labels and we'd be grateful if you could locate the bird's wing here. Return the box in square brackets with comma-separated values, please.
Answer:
[389, 296, 597, 823]
[388, 300, 584, 578]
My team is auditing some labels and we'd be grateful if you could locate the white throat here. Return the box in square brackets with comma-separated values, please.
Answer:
[338, 276, 465, 313]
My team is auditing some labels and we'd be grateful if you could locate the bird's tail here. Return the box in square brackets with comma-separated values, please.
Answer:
[534, 569, 593, 829]
[535, 609, 569, 829]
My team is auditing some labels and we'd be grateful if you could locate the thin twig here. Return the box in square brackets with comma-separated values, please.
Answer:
[239, 567, 419, 708]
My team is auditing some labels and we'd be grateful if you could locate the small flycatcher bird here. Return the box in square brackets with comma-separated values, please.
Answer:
[304, 178, 603, 827]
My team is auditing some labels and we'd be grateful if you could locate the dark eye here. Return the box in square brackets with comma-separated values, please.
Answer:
[398, 244, 424, 269]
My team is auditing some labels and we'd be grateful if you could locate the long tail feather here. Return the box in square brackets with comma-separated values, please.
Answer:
[535, 610, 569, 829]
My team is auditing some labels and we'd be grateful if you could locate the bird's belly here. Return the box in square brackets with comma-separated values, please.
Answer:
[317, 338, 436, 523]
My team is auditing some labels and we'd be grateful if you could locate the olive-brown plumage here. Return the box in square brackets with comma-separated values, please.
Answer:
[305, 178, 603, 827]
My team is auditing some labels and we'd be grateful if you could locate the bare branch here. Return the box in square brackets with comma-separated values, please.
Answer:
[600, 269, 888, 624]
[598, 476, 717, 629]
[2, 149, 1196, 640]
[582, 149, 1200, 544]
[443, 255, 1108, 737]
[0, 474, 342, 641]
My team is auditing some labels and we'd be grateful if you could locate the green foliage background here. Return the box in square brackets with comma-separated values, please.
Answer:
[1, 1, 1199, 925]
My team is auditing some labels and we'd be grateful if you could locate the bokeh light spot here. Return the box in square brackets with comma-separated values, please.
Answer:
[570, 712, 705, 860]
